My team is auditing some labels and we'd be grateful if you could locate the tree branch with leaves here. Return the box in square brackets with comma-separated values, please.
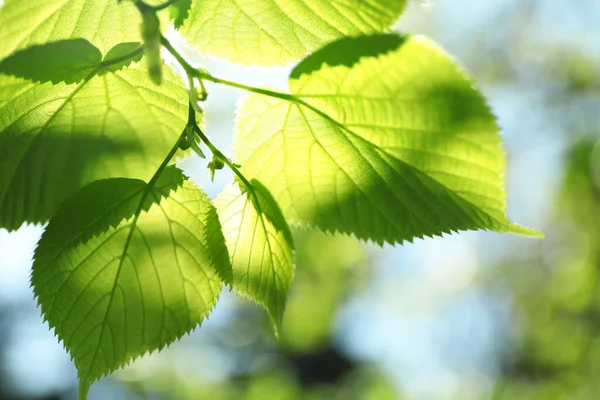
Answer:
[0, 0, 541, 398]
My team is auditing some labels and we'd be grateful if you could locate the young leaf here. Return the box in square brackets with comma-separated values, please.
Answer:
[100, 42, 144, 75]
[32, 166, 231, 399]
[141, 9, 163, 85]
[170, 0, 192, 29]
[0, 61, 188, 231]
[215, 180, 294, 332]
[0, 40, 143, 84]
[0, 0, 145, 61]
[234, 34, 541, 244]
[0, 39, 102, 84]
[180, 0, 407, 65]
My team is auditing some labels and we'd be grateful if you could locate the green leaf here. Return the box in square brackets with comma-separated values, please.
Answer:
[0, 61, 188, 231]
[180, 0, 407, 65]
[234, 34, 541, 244]
[0, 74, 26, 108]
[215, 180, 294, 332]
[0, 40, 142, 84]
[100, 42, 144, 75]
[31, 166, 231, 399]
[0, 0, 144, 61]
[170, 0, 192, 29]
[0, 39, 101, 84]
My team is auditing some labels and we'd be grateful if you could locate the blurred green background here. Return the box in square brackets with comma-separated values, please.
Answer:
[1, 0, 599, 399]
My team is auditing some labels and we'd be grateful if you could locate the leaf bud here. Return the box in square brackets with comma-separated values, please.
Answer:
[141, 10, 162, 85]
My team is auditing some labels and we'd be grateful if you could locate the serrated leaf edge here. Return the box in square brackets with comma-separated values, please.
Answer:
[177, 1, 407, 68]
[231, 35, 542, 243]
[215, 180, 296, 335]
[30, 172, 228, 396]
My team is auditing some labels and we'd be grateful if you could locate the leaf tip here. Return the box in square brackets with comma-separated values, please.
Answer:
[268, 310, 283, 339]
[504, 223, 545, 238]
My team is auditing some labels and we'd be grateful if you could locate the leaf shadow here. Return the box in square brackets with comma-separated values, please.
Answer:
[0, 134, 148, 230]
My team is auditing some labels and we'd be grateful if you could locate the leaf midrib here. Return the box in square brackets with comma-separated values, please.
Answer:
[325, 105, 507, 231]
[80, 178, 160, 384]
[249, 96, 509, 239]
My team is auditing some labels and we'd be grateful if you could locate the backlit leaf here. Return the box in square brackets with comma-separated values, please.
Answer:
[0, 40, 142, 84]
[234, 34, 541, 244]
[0, 39, 101, 84]
[100, 42, 144, 75]
[32, 166, 231, 398]
[170, 0, 192, 29]
[215, 180, 294, 332]
[180, 0, 407, 65]
[0, 61, 188, 230]
[0, 0, 142, 61]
